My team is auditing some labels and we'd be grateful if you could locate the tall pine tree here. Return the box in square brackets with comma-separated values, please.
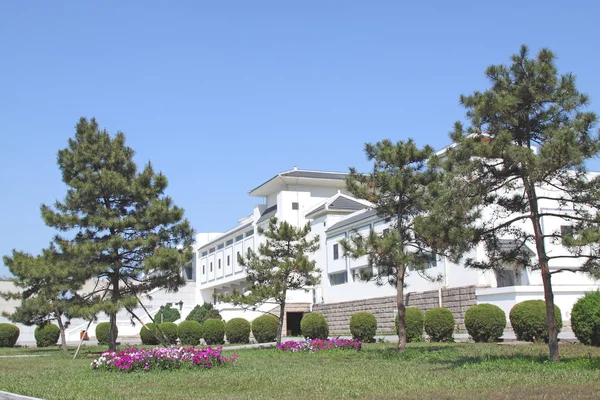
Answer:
[42, 117, 194, 350]
[432, 46, 600, 361]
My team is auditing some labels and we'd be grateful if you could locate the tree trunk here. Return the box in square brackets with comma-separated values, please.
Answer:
[396, 267, 407, 353]
[524, 178, 559, 361]
[276, 298, 286, 347]
[55, 310, 67, 352]
[108, 274, 119, 351]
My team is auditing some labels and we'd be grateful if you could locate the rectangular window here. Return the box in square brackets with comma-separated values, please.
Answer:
[201, 251, 208, 257]
[235, 234, 244, 242]
[329, 271, 348, 286]
[185, 266, 193, 280]
[333, 244, 339, 260]
[210, 262, 213, 272]
[226, 239, 233, 246]
[217, 243, 224, 250]
[202, 265, 205, 274]
[561, 225, 574, 237]
[245, 230, 254, 238]
[352, 266, 371, 282]
[209, 247, 215, 254]
[292, 202, 299, 210]
[227, 255, 230, 266]
[383, 228, 390, 235]
[218, 259, 221, 269]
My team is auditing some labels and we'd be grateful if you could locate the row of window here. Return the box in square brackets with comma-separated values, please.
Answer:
[201, 248, 252, 276]
[199, 229, 254, 258]
[329, 260, 439, 287]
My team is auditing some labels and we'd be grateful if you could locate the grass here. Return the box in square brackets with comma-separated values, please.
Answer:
[1, 342, 600, 399]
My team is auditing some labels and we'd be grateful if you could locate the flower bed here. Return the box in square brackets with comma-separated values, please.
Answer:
[91, 346, 236, 372]
[278, 338, 362, 352]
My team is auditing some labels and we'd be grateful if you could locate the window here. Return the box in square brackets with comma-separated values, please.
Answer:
[235, 234, 244, 242]
[226, 239, 233, 246]
[237, 251, 240, 260]
[428, 256, 437, 268]
[209, 247, 215, 254]
[218, 259, 221, 269]
[495, 269, 516, 287]
[201, 251, 208, 257]
[227, 255, 230, 266]
[329, 271, 348, 286]
[202, 265, 205, 274]
[292, 202, 299, 210]
[383, 228, 390, 235]
[352, 266, 371, 282]
[184, 266, 193, 280]
[217, 243, 224, 250]
[333, 244, 339, 260]
[247, 247, 252, 255]
[561, 225, 574, 237]
[210, 262, 213, 272]
[245, 229, 254, 238]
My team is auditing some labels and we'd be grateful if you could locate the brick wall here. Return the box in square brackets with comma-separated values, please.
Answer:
[312, 285, 478, 335]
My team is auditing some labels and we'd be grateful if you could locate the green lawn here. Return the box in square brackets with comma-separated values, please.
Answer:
[1, 342, 600, 399]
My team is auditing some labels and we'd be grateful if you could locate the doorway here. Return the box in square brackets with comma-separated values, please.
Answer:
[286, 312, 303, 336]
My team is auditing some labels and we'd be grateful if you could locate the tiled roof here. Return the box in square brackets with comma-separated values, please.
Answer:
[257, 205, 277, 224]
[497, 239, 536, 257]
[329, 196, 365, 211]
[281, 170, 348, 180]
[326, 209, 378, 232]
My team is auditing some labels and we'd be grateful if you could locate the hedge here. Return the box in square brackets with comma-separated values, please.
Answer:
[424, 307, 455, 342]
[203, 319, 225, 345]
[225, 318, 251, 344]
[0, 323, 20, 347]
[155, 305, 181, 323]
[252, 315, 279, 343]
[300, 312, 329, 340]
[571, 291, 600, 346]
[35, 323, 60, 347]
[349, 312, 377, 342]
[95, 322, 117, 346]
[158, 322, 179, 345]
[396, 307, 425, 342]
[178, 320, 203, 346]
[464, 303, 506, 342]
[509, 300, 562, 342]
[140, 323, 160, 345]
[186, 303, 222, 324]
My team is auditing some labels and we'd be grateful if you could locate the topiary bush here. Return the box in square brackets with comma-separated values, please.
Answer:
[34, 323, 60, 347]
[349, 312, 377, 342]
[301, 312, 329, 339]
[424, 307, 455, 342]
[158, 322, 179, 345]
[225, 318, 251, 344]
[0, 323, 20, 347]
[509, 300, 562, 342]
[95, 322, 117, 346]
[571, 291, 600, 346]
[155, 304, 181, 323]
[140, 323, 160, 345]
[203, 318, 225, 345]
[396, 307, 425, 342]
[186, 303, 222, 324]
[252, 314, 279, 343]
[178, 320, 203, 346]
[465, 303, 506, 342]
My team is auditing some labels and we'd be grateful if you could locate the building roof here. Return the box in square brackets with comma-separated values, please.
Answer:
[497, 239, 536, 257]
[256, 205, 277, 224]
[305, 193, 369, 218]
[249, 168, 348, 197]
[326, 209, 378, 233]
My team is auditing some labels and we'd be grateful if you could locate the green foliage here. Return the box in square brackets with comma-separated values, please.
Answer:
[34, 324, 60, 347]
[177, 320, 203, 346]
[251, 315, 279, 343]
[222, 218, 320, 345]
[349, 312, 377, 342]
[465, 304, 506, 342]
[202, 319, 225, 345]
[510, 300, 562, 342]
[396, 307, 425, 342]
[155, 305, 181, 323]
[158, 322, 178, 345]
[424, 308, 455, 342]
[300, 312, 329, 339]
[225, 318, 251, 344]
[571, 291, 600, 346]
[186, 303, 222, 324]
[95, 322, 114, 346]
[0, 323, 20, 347]
[140, 323, 160, 345]
[40, 117, 194, 350]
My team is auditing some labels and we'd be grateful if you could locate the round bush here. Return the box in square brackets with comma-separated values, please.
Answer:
[509, 300, 562, 342]
[34, 324, 60, 347]
[203, 318, 225, 345]
[155, 305, 181, 323]
[571, 291, 600, 346]
[251, 314, 279, 343]
[396, 307, 425, 343]
[300, 312, 329, 339]
[225, 318, 251, 344]
[178, 320, 203, 346]
[140, 323, 160, 345]
[95, 322, 117, 346]
[349, 312, 377, 342]
[186, 303, 222, 324]
[424, 307, 455, 342]
[158, 322, 178, 345]
[0, 323, 20, 347]
[465, 304, 506, 342]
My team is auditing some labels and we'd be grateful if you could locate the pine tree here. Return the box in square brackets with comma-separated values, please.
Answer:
[434, 45, 600, 361]
[1, 246, 83, 351]
[341, 139, 443, 353]
[41, 117, 194, 350]
[222, 218, 320, 346]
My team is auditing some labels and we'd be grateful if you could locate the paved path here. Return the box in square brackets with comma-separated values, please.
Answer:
[0, 391, 42, 400]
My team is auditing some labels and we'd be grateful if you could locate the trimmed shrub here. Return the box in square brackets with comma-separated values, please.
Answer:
[140, 323, 160, 345]
[203, 318, 225, 345]
[571, 291, 600, 346]
[424, 307, 455, 342]
[158, 322, 179, 345]
[252, 314, 279, 343]
[178, 320, 203, 346]
[396, 307, 425, 342]
[349, 312, 377, 342]
[301, 312, 329, 340]
[34, 323, 60, 347]
[155, 305, 181, 323]
[0, 323, 20, 347]
[465, 304, 506, 342]
[509, 300, 562, 342]
[95, 322, 117, 346]
[225, 318, 251, 344]
[186, 303, 222, 324]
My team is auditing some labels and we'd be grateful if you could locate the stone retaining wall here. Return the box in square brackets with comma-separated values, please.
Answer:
[313, 285, 478, 335]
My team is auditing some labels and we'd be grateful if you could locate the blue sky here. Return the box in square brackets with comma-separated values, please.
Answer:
[1, 1, 599, 276]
